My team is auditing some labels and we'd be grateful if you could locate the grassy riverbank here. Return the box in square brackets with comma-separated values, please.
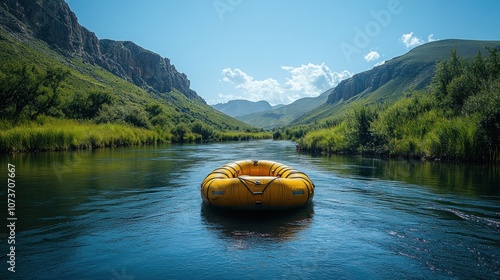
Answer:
[0, 118, 159, 152]
[0, 118, 272, 153]
[291, 49, 500, 162]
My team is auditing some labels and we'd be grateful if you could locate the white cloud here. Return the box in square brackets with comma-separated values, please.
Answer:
[427, 33, 437, 42]
[282, 63, 351, 97]
[219, 63, 352, 105]
[374, 60, 386, 67]
[400, 32, 425, 48]
[221, 68, 252, 85]
[220, 68, 285, 103]
[364, 51, 380, 62]
[400, 32, 439, 49]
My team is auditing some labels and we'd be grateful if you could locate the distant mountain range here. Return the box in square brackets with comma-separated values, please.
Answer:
[229, 39, 500, 128]
[211, 100, 283, 117]
[235, 89, 332, 129]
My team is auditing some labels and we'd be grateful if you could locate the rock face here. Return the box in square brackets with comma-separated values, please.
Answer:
[99, 40, 199, 100]
[0, 0, 203, 102]
[326, 60, 435, 104]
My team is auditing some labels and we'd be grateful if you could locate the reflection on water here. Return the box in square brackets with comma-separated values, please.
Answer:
[201, 203, 314, 244]
[0, 140, 498, 279]
[312, 154, 500, 196]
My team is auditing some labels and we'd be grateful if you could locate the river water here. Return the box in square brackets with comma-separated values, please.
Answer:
[0, 140, 499, 279]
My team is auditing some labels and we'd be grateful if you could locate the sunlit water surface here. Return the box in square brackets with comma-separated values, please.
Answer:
[0, 140, 499, 279]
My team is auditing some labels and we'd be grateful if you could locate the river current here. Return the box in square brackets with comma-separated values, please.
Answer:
[0, 140, 498, 279]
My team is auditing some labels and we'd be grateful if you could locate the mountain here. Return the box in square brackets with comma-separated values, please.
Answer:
[0, 0, 202, 102]
[236, 89, 333, 129]
[212, 100, 273, 117]
[293, 39, 500, 125]
[0, 0, 257, 150]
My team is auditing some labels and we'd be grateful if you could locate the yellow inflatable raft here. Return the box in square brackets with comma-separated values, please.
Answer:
[201, 160, 314, 210]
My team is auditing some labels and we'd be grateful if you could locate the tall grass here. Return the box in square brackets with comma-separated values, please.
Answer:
[296, 121, 349, 153]
[0, 118, 273, 153]
[296, 94, 493, 161]
[425, 116, 480, 161]
[0, 118, 161, 152]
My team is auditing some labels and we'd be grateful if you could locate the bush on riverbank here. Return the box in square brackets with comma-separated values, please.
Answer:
[296, 48, 500, 162]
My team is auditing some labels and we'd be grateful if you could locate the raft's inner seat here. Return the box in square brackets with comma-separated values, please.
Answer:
[237, 175, 277, 179]
[237, 175, 279, 186]
[224, 160, 292, 179]
[201, 160, 315, 209]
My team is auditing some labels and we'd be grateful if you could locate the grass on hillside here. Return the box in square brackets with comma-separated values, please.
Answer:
[0, 28, 271, 153]
[289, 48, 500, 162]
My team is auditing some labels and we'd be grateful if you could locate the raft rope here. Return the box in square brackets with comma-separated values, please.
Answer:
[237, 176, 279, 195]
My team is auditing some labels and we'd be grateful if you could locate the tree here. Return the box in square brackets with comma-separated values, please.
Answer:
[470, 51, 487, 82]
[124, 106, 151, 128]
[173, 123, 190, 142]
[0, 64, 69, 120]
[432, 49, 466, 101]
[66, 91, 114, 119]
[346, 107, 377, 151]
[191, 121, 214, 141]
[486, 47, 500, 79]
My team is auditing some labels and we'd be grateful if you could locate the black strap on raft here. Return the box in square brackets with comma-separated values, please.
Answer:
[253, 160, 258, 166]
[238, 176, 279, 195]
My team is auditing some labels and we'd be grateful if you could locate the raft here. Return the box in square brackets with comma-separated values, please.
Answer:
[201, 160, 314, 210]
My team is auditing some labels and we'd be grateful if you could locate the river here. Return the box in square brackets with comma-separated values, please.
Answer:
[0, 140, 499, 279]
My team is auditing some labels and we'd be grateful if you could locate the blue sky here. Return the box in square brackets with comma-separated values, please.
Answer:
[66, 0, 500, 105]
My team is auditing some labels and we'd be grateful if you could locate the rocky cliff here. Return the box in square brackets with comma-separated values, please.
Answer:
[0, 0, 203, 102]
[293, 39, 500, 125]
[99, 40, 199, 100]
[325, 39, 500, 105]
[326, 60, 435, 104]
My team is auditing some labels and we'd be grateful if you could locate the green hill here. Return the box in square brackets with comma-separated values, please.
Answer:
[235, 39, 500, 130]
[293, 39, 500, 126]
[0, 0, 264, 152]
[289, 43, 500, 162]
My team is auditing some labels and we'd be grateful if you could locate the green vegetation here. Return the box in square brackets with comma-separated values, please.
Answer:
[0, 30, 270, 153]
[291, 40, 500, 127]
[289, 48, 500, 162]
[0, 118, 160, 152]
